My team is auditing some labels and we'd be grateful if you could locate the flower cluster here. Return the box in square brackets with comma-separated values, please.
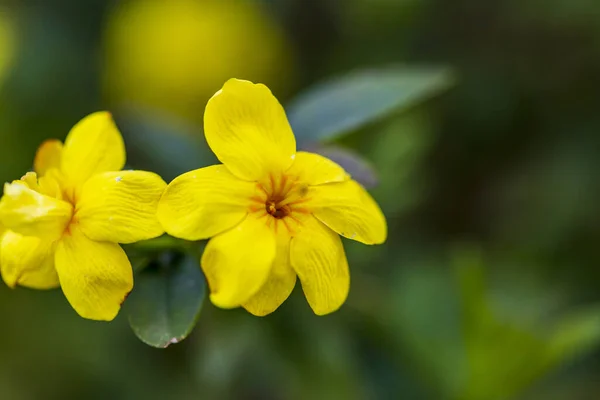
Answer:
[0, 79, 387, 321]
[0, 112, 166, 320]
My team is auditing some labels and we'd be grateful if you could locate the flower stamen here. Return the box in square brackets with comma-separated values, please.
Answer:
[250, 174, 312, 235]
[266, 200, 289, 219]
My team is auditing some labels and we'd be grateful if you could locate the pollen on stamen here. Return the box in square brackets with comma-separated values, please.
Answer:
[266, 201, 289, 219]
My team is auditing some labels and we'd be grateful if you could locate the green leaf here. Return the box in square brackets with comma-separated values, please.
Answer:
[287, 65, 454, 144]
[127, 252, 206, 348]
[304, 144, 378, 188]
[546, 306, 600, 368]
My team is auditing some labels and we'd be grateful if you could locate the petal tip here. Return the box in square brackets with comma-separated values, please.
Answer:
[244, 308, 273, 317]
[224, 77, 254, 86]
[69, 299, 121, 321]
[209, 292, 240, 310]
[309, 300, 345, 316]
[1, 274, 17, 289]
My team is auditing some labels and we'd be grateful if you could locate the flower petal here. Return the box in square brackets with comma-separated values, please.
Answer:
[290, 215, 349, 315]
[243, 235, 296, 316]
[0, 182, 72, 240]
[0, 230, 59, 289]
[20, 171, 64, 200]
[38, 172, 64, 199]
[34, 139, 63, 176]
[204, 79, 296, 181]
[158, 165, 257, 240]
[286, 151, 348, 185]
[61, 112, 126, 189]
[55, 227, 133, 321]
[201, 214, 276, 309]
[310, 180, 387, 245]
[76, 170, 166, 244]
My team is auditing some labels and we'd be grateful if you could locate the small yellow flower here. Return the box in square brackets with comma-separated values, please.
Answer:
[158, 79, 387, 316]
[0, 112, 166, 321]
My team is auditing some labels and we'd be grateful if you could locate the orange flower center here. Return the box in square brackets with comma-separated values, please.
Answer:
[249, 173, 311, 234]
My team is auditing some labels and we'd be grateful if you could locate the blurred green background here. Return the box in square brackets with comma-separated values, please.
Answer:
[1, 0, 600, 399]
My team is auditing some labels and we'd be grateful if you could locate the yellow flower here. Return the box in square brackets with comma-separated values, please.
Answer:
[0, 112, 166, 321]
[158, 79, 387, 316]
[103, 0, 294, 124]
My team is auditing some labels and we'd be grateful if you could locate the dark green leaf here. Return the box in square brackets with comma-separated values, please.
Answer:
[127, 253, 206, 348]
[287, 65, 454, 144]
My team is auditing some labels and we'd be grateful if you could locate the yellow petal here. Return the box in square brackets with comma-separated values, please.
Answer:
[201, 214, 276, 308]
[286, 151, 348, 185]
[158, 165, 257, 240]
[0, 182, 72, 240]
[20, 171, 62, 199]
[38, 172, 64, 200]
[290, 216, 349, 315]
[34, 139, 63, 176]
[20, 172, 40, 190]
[243, 235, 296, 316]
[76, 170, 166, 244]
[55, 227, 133, 321]
[204, 79, 296, 181]
[61, 112, 126, 190]
[0, 230, 59, 289]
[310, 180, 387, 245]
